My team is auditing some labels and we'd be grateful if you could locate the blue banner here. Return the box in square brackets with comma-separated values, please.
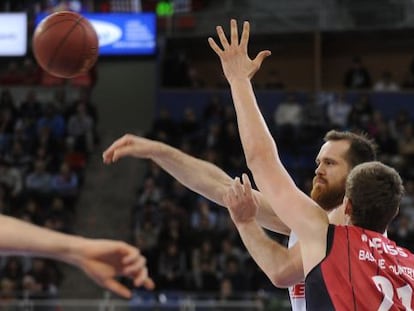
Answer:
[35, 12, 156, 56]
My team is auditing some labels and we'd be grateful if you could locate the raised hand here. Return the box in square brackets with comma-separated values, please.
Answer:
[74, 239, 155, 298]
[224, 173, 260, 226]
[208, 19, 271, 83]
[102, 134, 158, 164]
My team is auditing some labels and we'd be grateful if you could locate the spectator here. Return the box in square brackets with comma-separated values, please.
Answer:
[273, 93, 302, 148]
[134, 219, 160, 254]
[179, 108, 200, 142]
[0, 108, 16, 153]
[25, 160, 52, 197]
[203, 95, 224, 125]
[34, 127, 60, 160]
[20, 58, 41, 85]
[374, 117, 400, 167]
[222, 256, 248, 292]
[37, 103, 66, 142]
[1, 258, 23, 285]
[18, 89, 42, 121]
[63, 138, 87, 179]
[347, 94, 374, 131]
[149, 107, 178, 144]
[0, 160, 23, 202]
[344, 56, 372, 89]
[47, 196, 72, 232]
[4, 141, 32, 175]
[51, 162, 79, 203]
[67, 103, 95, 153]
[397, 124, 414, 176]
[192, 239, 218, 291]
[389, 109, 412, 140]
[326, 92, 351, 129]
[300, 93, 327, 143]
[218, 278, 237, 301]
[158, 216, 187, 250]
[137, 177, 162, 206]
[373, 71, 400, 91]
[0, 277, 17, 303]
[217, 237, 244, 277]
[191, 199, 218, 229]
[157, 240, 187, 289]
[0, 89, 17, 117]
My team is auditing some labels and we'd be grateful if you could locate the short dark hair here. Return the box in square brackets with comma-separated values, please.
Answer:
[345, 161, 404, 233]
[324, 130, 377, 168]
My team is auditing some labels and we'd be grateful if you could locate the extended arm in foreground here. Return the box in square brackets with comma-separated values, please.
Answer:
[0, 214, 154, 298]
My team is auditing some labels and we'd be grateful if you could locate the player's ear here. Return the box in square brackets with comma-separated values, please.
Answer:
[343, 196, 353, 225]
[344, 196, 352, 216]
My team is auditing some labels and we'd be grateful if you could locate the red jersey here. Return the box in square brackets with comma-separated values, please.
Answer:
[306, 225, 414, 310]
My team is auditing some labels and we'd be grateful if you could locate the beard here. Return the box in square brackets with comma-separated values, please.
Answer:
[310, 177, 346, 211]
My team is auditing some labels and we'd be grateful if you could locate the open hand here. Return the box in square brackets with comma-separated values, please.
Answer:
[208, 19, 271, 83]
[224, 173, 260, 226]
[102, 134, 157, 164]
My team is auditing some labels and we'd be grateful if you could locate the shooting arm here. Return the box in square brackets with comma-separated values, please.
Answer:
[152, 143, 290, 234]
[103, 135, 289, 235]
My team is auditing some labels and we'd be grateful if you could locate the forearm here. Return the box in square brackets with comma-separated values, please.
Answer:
[152, 142, 232, 206]
[229, 78, 278, 166]
[0, 215, 84, 265]
[236, 220, 302, 288]
[153, 142, 290, 234]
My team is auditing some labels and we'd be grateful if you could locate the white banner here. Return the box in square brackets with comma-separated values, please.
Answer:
[0, 13, 27, 56]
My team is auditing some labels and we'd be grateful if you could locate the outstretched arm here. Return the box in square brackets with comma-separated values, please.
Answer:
[209, 20, 328, 274]
[224, 174, 304, 287]
[0, 214, 154, 298]
[102, 134, 290, 235]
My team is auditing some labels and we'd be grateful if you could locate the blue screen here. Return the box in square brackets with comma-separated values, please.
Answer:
[35, 12, 157, 56]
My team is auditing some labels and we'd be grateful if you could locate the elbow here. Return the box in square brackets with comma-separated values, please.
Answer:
[267, 260, 300, 288]
[268, 271, 291, 289]
[245, 145, 263, 169]
[246, 149, 277, 173]
[245, 152, 260, 171]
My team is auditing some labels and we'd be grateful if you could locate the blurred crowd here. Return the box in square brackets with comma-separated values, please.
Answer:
[0, 84, 98, 302]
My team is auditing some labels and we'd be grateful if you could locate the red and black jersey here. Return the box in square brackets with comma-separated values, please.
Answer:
[306, 225, 414, 310]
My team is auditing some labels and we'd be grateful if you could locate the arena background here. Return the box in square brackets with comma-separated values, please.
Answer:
[0, 0, 414, 310]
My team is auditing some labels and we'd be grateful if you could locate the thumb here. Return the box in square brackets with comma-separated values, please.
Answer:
[103, 278, 132, 299]
[253, 50, 271, 67]
[143, 277, 156, 290]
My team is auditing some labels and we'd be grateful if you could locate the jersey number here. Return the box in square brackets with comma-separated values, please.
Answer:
[372, 276, 413, 311]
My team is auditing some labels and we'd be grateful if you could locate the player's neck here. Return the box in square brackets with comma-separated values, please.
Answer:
[327, 204, 345, 225]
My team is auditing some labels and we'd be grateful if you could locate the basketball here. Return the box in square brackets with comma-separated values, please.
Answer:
[32, 11, 99, 78]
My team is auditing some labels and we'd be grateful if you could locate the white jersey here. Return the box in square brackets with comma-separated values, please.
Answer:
[288, 232, 306, 311]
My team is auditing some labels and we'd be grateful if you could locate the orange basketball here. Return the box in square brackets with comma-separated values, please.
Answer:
[32, 11, 99, 78]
